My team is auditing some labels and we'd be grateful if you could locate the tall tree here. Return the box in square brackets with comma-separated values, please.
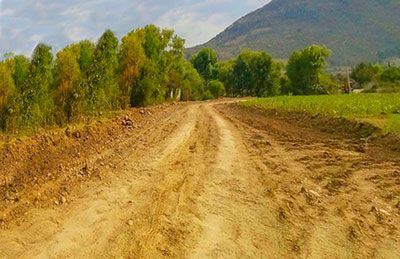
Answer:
[351, 63, 382, 87]
[12, 55, 29, 91]
[230, 50, 280, 97]
[287, 45, 331, 95]
[119, 30, 146, 108]
[191, 48, 218, 84]
[131, 25, 174, 106]
[53, 44, 82, 122]
[380, 66, 400, 83]
[78, 40, 95, 77]
[0, 59, 16, 130]
[216, 61, 235, 96]
[21, 43, 55, 128]
[251, 51, 281, 97]
[180, 62, 205, 101]
[87, 30, 120, 112]
[232, 51, 253, 96]
[165, 35, 186, 100]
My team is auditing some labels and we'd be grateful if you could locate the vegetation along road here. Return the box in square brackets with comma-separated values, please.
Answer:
[0, 100, 399, 258]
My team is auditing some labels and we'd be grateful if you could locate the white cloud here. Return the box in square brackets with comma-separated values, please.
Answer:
[157, 10, 231, 47]
[0, 7, 14, 16]
[0, 0, 271, 56]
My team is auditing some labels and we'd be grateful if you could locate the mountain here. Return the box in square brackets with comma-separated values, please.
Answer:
[188, 0, 400, 65]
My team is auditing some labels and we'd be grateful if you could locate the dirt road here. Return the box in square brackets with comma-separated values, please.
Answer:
[0, 101, 399, 258]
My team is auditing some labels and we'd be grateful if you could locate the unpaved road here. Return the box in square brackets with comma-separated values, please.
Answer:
[0, 101, 399, 258]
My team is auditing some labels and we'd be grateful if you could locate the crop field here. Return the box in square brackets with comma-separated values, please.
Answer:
[243, 93, 400, 133]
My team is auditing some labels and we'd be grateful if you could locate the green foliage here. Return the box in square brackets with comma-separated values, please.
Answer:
[87, 30, 120, 112]
[131, 25, 171, 106]
[348, 63, 400, 93]
[165, 35, 187, 101]
[131, 25, 196, 106]
[0, 61, 16, 109]
[132, 62, 166, 106]
[53, 44, 82, 123]
[191, 48, 218, 83]
[384, 115, 400, 134]
[380, 66, 400, 83]
[78, 40, 95, 75]
[287, 45, 331, 95]
[119, 30, 146, 108]
[216, 61, 234, 96]
[208, 80, 226, 99]
[12, 55, 29, 90]
[216, 50, 281, 97]
[180, 63, 206, 101]
[0, 59, 17, 130]
[351, 63, 383, 87]
[21, 43, 55, 129]
[0, 25, 209, 133]
[319, 73, 340, 94]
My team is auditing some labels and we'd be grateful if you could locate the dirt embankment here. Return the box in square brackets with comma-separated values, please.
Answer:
[0, 103, 185, 226]
[0, 101, 399, 258]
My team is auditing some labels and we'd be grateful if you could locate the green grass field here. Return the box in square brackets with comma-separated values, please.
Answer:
[242, 93, 400, 134]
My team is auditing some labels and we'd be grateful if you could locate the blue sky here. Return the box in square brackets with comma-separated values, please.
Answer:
[0, 0, 270, 56]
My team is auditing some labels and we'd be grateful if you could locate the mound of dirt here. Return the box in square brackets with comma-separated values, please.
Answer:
[0, 104, 181, 226]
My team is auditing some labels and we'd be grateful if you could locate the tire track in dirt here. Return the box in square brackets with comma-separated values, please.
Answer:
[189, 104, 286, 258]
[105, 104, 218, 258]
[216, 103, 400, 259]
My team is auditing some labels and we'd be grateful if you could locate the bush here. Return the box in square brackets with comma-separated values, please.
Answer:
[208, 80, 226, 99]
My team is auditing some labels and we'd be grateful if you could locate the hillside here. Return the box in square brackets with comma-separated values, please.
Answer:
[189, 0, 400, 64]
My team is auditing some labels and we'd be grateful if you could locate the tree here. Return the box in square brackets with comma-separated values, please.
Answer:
[216, 61, 234, 96]
[250, 51, 281, 96]
[230, 50, 280, 97]
[12, 55, 29, 91]
[351, 63, 382, 87]
[380, 66, 400, 83]
[87, 30, 120, 112]
[131, 25, 179, 106]
[0, 60, 16, 130]
[165, 35, 186, 100]
[119, 30, 146, 108]
[209, 80, 226, 99]
[0, 25, 212, 132]
[21, 43, 55, 128]
[78, 40, 95, 76]
[53, 44, 82, 122]
[287, 45, 331, 95]
[232, 51, 253, 96]
[191, 48, 218, 84]
[180, 62, 205, 101]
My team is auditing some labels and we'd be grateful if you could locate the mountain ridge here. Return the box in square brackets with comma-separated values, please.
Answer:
[188, 0, 400, 64]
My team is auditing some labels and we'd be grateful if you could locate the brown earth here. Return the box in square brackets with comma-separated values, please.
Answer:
[0, 100, 399, 258]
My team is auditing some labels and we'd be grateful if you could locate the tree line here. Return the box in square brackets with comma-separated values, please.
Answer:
[190, 45, 338, 99]
[350, 62, 400, 93]
[2, 24, 398, 133]
[190, 46, 400, 98]
[0, 25, 210, 132]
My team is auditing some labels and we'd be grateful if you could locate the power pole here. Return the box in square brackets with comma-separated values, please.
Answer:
[343, 39, 352, 93]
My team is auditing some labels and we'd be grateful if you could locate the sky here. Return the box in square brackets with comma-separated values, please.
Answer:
[0, 0, 270, 57]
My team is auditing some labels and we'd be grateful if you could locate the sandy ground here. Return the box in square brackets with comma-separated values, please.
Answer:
[0, 100, 399, 258]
